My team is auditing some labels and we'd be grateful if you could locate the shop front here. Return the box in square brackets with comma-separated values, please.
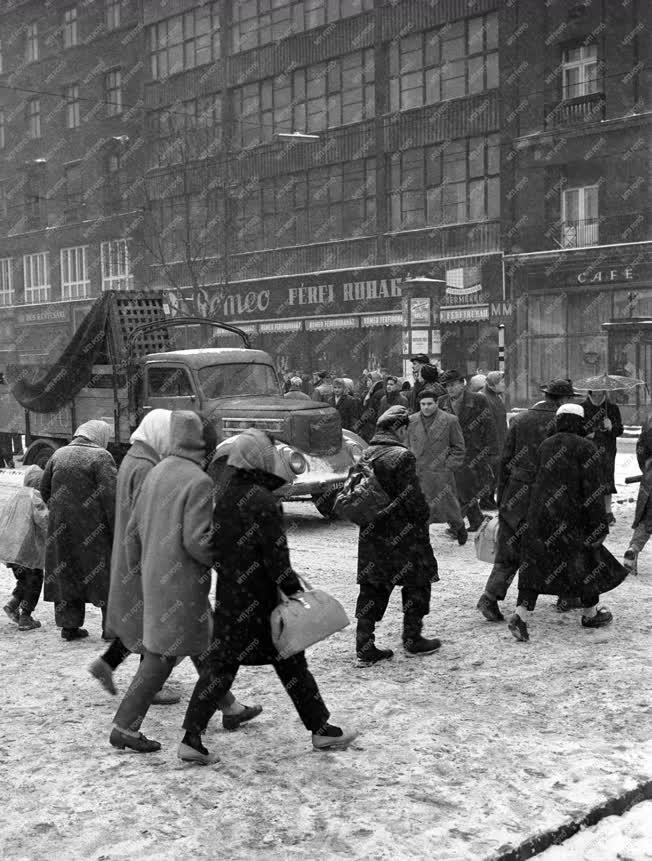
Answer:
[178, 254, 506, 382]
[506, 244, 652, 421]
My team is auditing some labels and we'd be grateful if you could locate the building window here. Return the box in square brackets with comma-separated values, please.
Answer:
[0, 109, 5, 149]
[0, 258, 14, 306]
[26, 23, 38, 63]
[146, 94, 221, 167]
[23, 252, 50, 303]
[105, 0, 121, 30]
[389, 13, 498, 111]
[561, 185, 599, 247]
[389, 135, 500, 230]
[26, 98, 40, 138]
[562, 45, 599, 99]
[101, 239, 133, 290]
[104, 151, 127, 210]
[64, 162, 83, 222]
[60, 246, 89, 299]
[148, 3, 220, 80]
[65, 84, 80, 129]
[105, 69, 122, 116]
[63, 8, 79, 48]
[233, 50, 374, 147]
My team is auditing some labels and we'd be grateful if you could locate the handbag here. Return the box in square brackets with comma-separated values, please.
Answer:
[474, 515, 499, 563]
[270, 575, 350, 660]
[333, 449, 392, 526]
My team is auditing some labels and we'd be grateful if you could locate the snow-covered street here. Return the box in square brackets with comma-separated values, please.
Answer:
[0, 445, 651, 860]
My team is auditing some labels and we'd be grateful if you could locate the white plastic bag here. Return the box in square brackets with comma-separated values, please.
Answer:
[474, 515, 499, 564]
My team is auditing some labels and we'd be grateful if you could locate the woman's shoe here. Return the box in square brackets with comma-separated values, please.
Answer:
[312, 724, 358, 751]
[89, 657, 117, 695]
[222, 704, 263, 731]
[18, 612, 41, 631]
[3, 602, 20, 624]
[178, 735, 220, 765]
[623, 549, 638, 575]
[581, 608, 613, 628]
[109, 727, 161, 753]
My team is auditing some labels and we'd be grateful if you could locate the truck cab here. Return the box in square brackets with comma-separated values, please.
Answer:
[138, 348, 365, 515]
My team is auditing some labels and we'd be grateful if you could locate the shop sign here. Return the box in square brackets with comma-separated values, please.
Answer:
[16, 306, 70, 325]
[440, 306, 490, 323]
[577, 266, 634, 284]
[490, 301, 514, 321]
[258, 320, 302, 333]
[361, 313, 402, 327]
[305, 317, 358, 331]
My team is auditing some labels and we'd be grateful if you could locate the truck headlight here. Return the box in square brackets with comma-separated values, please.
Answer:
[288, 451, 307, 474]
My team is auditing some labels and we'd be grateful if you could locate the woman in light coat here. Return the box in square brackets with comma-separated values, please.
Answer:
[110, 411, 215, 753]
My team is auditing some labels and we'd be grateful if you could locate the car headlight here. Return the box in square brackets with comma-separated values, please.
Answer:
[288, 451, 307, 474]
[348, 443, 364, 462]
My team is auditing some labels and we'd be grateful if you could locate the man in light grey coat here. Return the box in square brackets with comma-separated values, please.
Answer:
[407, 388, 467, 545]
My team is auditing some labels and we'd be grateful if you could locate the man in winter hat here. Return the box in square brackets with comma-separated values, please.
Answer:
[354, 405, 441, 665]
[479, 371, 508, 509]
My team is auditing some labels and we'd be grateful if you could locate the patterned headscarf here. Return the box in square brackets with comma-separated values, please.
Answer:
[74, 420, 112, 449]
[129, 409, 172, 458]
[227, 428, 288, 481]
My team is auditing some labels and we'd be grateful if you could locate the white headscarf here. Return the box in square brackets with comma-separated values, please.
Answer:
[74, 420, 112, 449]
[556, 403, 584, 418]
[129, 409, 172, 458]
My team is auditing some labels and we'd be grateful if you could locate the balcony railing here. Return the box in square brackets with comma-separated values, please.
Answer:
[560, 218, 599, 248]
[544, 92, 606, 128]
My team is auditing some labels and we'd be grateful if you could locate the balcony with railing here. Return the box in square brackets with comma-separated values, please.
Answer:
[507, 211, 651, 253]
[560, 218, 599, 248]
[544, 92, 606, 129]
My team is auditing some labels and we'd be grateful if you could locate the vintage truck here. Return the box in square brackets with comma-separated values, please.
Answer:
[0, 290, 365, 517]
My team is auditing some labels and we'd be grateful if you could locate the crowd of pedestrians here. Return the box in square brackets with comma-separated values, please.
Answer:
[0, 353, 639, 762]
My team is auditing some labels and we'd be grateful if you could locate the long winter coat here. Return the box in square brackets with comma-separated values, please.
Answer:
[519, 430, 608, 595]
[406, 410, 466, 524]
[125, 413, 214, 657]
[209, 467, 302, 665]
[357, 431, 439, 589]
[104, 441, 159, 652]
[437, 389, 498, 506]
[493, 399, 559, 563]
[633, 415, 652, 530]
[581, 397, 623, 494]
[356, 381, 386, 442]
[481, 386, 508, 457]
[41, 438, 116, 607]
[327, 392, 359, 431]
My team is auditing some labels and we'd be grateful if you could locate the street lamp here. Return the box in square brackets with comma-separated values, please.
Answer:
[274, 132, 320, 141]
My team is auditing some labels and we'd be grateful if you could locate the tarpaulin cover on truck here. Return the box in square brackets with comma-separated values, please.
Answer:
[5, 293, 112, 413]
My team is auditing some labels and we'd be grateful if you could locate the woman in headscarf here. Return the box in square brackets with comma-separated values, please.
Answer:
[179, 428, 357, 764]
[40, 420, 116, 640]
[581, 389, 623, 525]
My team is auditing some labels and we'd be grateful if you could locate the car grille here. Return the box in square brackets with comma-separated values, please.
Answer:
[222, 417, 286, 437]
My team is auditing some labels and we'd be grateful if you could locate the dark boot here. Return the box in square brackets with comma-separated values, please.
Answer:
[3, 598, 20, 624]
[466, 501, 484, 532]
[403, 616, 441, 656]
[356, 619, 393, 665]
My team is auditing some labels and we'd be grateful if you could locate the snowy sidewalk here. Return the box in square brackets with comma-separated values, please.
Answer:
[0, 449, 650, 860]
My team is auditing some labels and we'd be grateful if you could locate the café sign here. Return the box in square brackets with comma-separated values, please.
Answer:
[576, 266, 634, 284]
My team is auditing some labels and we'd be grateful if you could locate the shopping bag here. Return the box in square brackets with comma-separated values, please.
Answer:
[333, 450, 391, 526]
[270, 575, 350, 659]
[474, 515, 499, 563]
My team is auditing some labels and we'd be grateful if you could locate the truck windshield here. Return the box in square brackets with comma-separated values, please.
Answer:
[198, 363, 280, 398]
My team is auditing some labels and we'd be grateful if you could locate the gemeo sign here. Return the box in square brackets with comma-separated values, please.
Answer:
[201, 278, 403, 320]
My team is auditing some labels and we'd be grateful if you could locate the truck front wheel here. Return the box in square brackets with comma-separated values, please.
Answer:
[311, 488, 341, 519]
[24, 441, 59, 469]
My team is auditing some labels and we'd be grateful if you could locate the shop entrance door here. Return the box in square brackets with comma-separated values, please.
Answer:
[604, 321, 652, 424]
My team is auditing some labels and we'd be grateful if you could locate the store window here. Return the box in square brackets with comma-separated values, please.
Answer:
[23, 252, 50, 303]
[63, 8, 79, 48]
[64, 84, 80, 128]
[26, 98, 40, 138]
[104, 150, 127, 211]
[561, 185, 599, 247]
[0, 258, 13, 306]
[60, 245, 89, 299]
[25, 23, 38, 63]
[146, 94, 221, 167]
[389, 13, 498, 111]
[100, 239, 132, 290]
[105, 69, 122, 116]
[389, 135, 499, 230]
[148, 4, 220, 80]
[562, 45, 598, 99]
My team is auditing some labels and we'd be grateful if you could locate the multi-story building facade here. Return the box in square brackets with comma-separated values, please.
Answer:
[501, 0, 650, 416]
[0, 0, 649, 405]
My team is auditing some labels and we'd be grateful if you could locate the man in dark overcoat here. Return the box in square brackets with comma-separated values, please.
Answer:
[479, 371, 508, 509]
[476, 379, 575, 622]
[508, 404, 612, 642]
[581, 390, 623, 525]
[438, 370, 498, 531]
[355, 405, 441, 665]
[40, 420, 116, 640]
